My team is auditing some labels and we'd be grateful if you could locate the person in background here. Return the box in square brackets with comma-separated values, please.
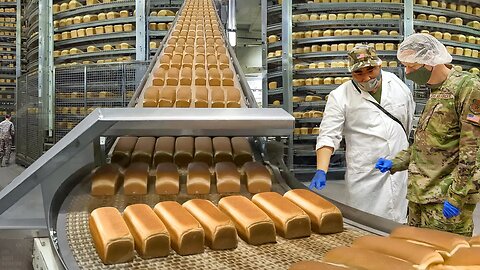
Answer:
[375, 33, 480, 236]
[0, 114, 14, 167]
[310, 44, 415, 223]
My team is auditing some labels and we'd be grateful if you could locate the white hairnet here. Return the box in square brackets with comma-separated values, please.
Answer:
[397, 33, 452, 66]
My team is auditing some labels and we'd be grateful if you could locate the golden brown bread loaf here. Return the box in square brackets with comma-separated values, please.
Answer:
[166, 67, 179, 86]
[187, 162, 211, 194]
[183, 199, 238, 250]
[91, 164, 121, 196]
[143, 86, 159, 107]
[176, 86, 192, 108]
[443, 246, 480, 265]
[389, 226, 470, 256]
[288, 261, 349, 270]
[324, 247, 416, 270]
[194, 137, 213, 165]
[210, 86, 225, 108]
[111, 136, 138, 167]
[174, 136, 194, 167]
[154, 201, 205, 255]
[153, 136, 175, 166]
[212, 137, 234, 163]
[470, 235, 480, 246]
[352, 235, 444, 269]
[131, 137, 156, 165]
[158, 86, 176, 107]
[208, 67, 221, 86]
[123, 162, 149, 195]
[252, 192, 311, 239]
[243, 161, 272, 194]
[155, 162, 179, 194]
[123, 204, 170, 258]
[218, 195, 276, 245]
[194, 86, 209, 108]
[283, 189, 343, 234]
[179, 67, 192, 86]
[89, 207, 134, 264]
[225, 86, 241, 108]
[231, 137, 253, 166]
[215, 161, 241, 193]
[195, 67, 207, 86]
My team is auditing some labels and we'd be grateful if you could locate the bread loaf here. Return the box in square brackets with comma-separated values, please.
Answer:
[252, 192, 311, 239]
[215, 162, 241, 193]
[89, 207, 134, 264]
[152, 137, 175, 166]
[91, 164, 121, 196]
[112, 136, 138, 167]
[123, 162, 149, 195]
[183, 199, 238, 250]
[243, 162, 271, 193]
[324, 247, 416, 270]
[194, 86, 209, 108]
[212, 137, 233, 163]
[155, 162, 179, 194]
[284, 189, 343, 234]
[153, 201, 205, 255]
[193, 137, 213, 166]
[123, 204, 170, 258]
[288, 261, 349, 270]
[443, 246, 480, 265]
[390, 226, 470, 256]
[218, 195, 276, 245]
[352, 235, 444, 268]
[174, 136, 194, 167]
[210, 86, 226, 108]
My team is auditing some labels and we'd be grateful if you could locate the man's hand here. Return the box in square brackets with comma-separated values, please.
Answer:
[375, 158, 393, 173]
[309, 170, 327, 190]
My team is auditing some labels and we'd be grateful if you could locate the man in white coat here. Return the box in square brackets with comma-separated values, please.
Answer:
[309, 44, 415, 223]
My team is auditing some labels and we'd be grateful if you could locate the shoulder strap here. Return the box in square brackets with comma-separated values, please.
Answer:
[367, 100, 407, 135]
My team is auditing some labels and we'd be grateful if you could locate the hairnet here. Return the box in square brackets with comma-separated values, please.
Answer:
[397, 33, 452, 66]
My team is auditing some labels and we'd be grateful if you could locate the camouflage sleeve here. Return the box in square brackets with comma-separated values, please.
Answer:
[447, 75, 480, 208]
[390, 146, 411, 174]
[9, 122, 14, 137]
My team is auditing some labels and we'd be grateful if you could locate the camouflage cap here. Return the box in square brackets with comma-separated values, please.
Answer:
[347, 44, 382, 72]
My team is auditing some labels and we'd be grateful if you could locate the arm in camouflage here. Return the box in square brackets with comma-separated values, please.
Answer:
[390, 146, 412, 174]
[447, 75, 480, 208]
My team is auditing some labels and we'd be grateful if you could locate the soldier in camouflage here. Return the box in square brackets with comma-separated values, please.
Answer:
[375, 33, 480, 236]
[0, 114, 14, 167]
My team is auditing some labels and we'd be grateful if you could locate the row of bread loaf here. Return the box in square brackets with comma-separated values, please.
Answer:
[295, 43, 398, 54]
[415, 0, 480, 15]
[57, 57, 133, 66]
[90, 189, 343, 264]
[293, 110, 324, 119]
[91, 160, 270, 195]
[290, 226, 480, 270]
[54, 43, 134, 57]
[422, 30, 480, 44]
[0, 78, 15, 82]
[0, 31, 14, 36]
[298, 0, 402, 2]
[289, 77, 352, 87]
[54, 24, 135, 41]
[111, 136, 253, 168]
[151, 65, 234, 86]
[143, 85, 241, 108]
[416, 13, 480, 27]
[0, 7, 15, 12]
[294, 127, 321, 135]
[56, 91, 118, 99]
[292, 60, 398, 70]
[0, 55, 15, 60]
[291, 12, 401, 23]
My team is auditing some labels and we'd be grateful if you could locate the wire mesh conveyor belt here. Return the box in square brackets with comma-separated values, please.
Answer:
[55, 159, 372, 270]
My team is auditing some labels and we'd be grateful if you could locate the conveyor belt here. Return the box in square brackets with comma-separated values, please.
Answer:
[55, 161, 372, 270]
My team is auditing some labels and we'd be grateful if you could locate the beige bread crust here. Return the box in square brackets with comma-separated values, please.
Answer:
[187, 162, 211, 194]
[122, 204, 170, 258]
[194, 137, 213, 166]
[155, 162, 179, 195]
[443, 246, 480, 265]
[352, 235, 444, 269]
[430, 266, 480, 270]
[243, 162, 272, 194]
[288, 261, 349, 270]
[283, 189, 343, 234]
[218, 195, 276, 245]
[174, 136, 194, 167]
[324, 247, 416, 270]
[89, 207, 134, 264]
[230, 137, 253, 166]
[215, 161, 241, 193]
[131, 137, 156, 165]
[390, 226, 470, 256]
[154, 201, 204, 255]
[111, 136, 138, 167]
[212, 137, 233, 163]
[123, 162, 149, 195]
[183, 199, 238, 250]
[91, 164, 121, 196]
[153, 137, 175, 166]
[252, 192, 311, 239]
[470, 235, 480, 246]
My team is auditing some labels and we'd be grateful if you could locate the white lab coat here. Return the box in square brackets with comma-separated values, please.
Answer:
[316, 71, 415, 223]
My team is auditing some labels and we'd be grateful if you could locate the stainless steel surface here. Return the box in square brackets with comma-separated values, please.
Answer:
[261, 0, 268, 108]
[135, 0, 147, 61]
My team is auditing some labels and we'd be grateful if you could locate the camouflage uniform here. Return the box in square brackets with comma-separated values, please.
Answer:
[0, 119, 14, 166]
[391, 70, 480, 236]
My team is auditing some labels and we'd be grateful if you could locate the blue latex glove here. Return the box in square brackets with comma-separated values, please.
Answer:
[442, 201, 460, 219]
[309, 170, 327, 190]
[375, 158, 393, 173]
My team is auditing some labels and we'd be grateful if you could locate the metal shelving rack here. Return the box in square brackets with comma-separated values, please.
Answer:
[52, 0, 182, 66]
[0, 0, 18, 117]
[262, 0, 407, 181]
